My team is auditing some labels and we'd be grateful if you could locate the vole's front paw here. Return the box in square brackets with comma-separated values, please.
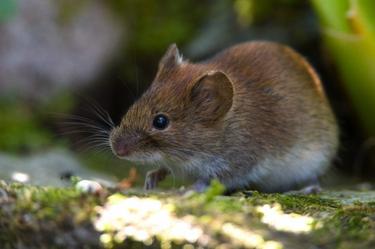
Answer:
[179, 180, 210, 197]
[144, 168, 169, 190]
[192, 180, 210, 193]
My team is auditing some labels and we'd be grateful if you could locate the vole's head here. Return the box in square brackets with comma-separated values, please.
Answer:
[110, 44, 233, 165]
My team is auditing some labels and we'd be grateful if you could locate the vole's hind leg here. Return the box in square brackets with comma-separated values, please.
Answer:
[192, 179, 210, 193]
[144, 167, 170, 190]
[297, 184, 322, 195]
[286, 176, 322, 195]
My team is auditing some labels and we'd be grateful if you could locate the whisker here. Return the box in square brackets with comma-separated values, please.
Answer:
[53, 112, 101, 124]
[59, 131, 109, 138]
[54, 102, 115, 153]
[81, 137, 110, 144]
[78, 145, 110, 154]
[83, 98, 115, 129]
[54, 97, 115, 132]
[74, 139, 111, 153]
[60, 122, 110, 134]
[59, 115, 110, 127]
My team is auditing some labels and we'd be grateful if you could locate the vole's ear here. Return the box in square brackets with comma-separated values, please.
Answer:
[189, 71, 233, 123]
[158, 43, 184, 69]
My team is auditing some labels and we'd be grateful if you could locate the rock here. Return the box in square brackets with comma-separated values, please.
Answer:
[0, 0, 123, 101]
[75, 180, 103, 194]
[0, 149, 115, 187]
[322, 190, 375, 205]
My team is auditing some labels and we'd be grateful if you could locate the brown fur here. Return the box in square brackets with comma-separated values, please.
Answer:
[110, 41, 339, 192]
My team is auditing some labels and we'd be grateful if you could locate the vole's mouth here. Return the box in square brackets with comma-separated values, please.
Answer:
[117, 151, 163, 164]
[110, 140, 160, 163]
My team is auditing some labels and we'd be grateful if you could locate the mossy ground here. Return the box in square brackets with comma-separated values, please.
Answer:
[0, 180, 374, 249]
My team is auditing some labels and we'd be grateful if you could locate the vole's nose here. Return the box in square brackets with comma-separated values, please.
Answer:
[112, 139, 131, 157]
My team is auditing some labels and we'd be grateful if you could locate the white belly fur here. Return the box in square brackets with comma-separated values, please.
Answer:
[225, 143, 332, 192]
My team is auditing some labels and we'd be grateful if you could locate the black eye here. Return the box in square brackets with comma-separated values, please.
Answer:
[153, 114, 169, 130]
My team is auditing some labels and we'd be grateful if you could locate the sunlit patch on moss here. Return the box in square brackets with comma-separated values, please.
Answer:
[256, 204, 320, 233]
[94, 194, 204, 248]
[222, 223, 284, 249]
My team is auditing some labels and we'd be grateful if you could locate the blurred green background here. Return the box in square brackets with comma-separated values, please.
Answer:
[0, 0, 374, 187]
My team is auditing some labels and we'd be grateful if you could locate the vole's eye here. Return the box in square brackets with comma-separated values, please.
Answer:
[153, 114, 169, 130]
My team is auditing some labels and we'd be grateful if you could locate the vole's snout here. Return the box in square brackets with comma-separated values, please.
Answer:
[110, 128, 135, 158]
[112, 138, 132, 157]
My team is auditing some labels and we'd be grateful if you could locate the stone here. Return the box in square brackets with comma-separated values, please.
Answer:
[0, 0, 123, 101]
[0, 149, 115, 187]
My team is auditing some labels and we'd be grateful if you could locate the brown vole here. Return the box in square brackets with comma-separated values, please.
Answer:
[110, 41, 339, 193]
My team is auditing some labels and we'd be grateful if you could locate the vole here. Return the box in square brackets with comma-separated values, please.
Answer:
[110, 41, 338, 193]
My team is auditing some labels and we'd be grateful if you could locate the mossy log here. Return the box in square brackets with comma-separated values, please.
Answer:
[0, 181, 374, 249]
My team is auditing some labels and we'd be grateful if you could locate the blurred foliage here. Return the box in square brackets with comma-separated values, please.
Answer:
[101, 0, 213, 95]
[0, 0, 17, 22]
[38, 92, 76, 117]
[107, 0, 209, 54]
[203, 179, 226, 202]
[0, 93, 74, 153]
[0, 102, 53, 153]
[233, 0, 254, 26]
[312, 0, 375, 136]
[234, 0, 305, 26]
[56, 0, 88, 24]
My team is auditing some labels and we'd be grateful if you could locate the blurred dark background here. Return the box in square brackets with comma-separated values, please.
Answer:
[0, 0, 374, 187]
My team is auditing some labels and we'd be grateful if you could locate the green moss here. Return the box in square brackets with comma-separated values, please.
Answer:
[1, 181, 374, 249]
[245, 191, 341, 213]
[314, 204, 375, 247]
[2, 182, 97, 220]
[0, 181, 101, 249]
